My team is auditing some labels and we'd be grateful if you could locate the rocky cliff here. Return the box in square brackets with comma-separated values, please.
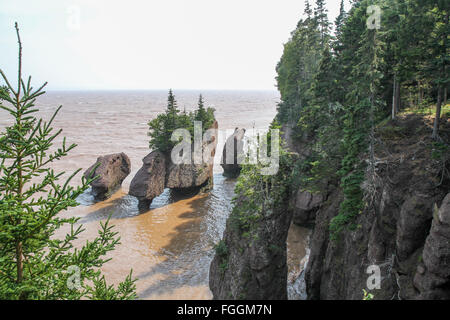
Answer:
[302, 114, 449, 300]
[208, 113, 450, 300]
[209, 192, 293, 300]
[209, 149, 295, 300]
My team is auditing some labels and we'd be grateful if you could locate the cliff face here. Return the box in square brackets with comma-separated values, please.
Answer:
[208, 113, 449, 300]
[209, 149, 295, 300]
[303, 114, 450, 300]
[414, 193, 450, 299]
[209, 194, 293, 300]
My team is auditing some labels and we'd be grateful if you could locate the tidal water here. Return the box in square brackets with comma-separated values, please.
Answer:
[0, 90, 309, 299]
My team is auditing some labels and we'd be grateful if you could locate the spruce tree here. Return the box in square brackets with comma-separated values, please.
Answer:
[314, 0, 330, 46]
[334, 0, 346, 49]
[195, 94, 207, 123]
[304, 0, 313, 21]
[310, 44, 336, 106]
[166, 89, 180, 130]
[427, 2, 449, 139]
[149, 90, 215, 152]
[0, 23, 136, 300]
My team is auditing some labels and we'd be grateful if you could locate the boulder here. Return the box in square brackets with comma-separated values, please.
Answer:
[221, 128, 246, 177]
[129, 150, 167, 207]
[292, 190, 324, 227]
[84, 152, 131, 201]
[414, 194, 450, 299]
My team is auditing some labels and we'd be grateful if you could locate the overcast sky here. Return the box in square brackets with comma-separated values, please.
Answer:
[0, 0, 345, 91]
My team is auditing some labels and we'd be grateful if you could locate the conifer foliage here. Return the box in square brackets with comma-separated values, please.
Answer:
[0, 23, 136, 300]
[276, 0, 449, 239]
[148, 90, 215, 153]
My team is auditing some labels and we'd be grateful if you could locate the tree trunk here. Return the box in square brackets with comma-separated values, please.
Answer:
[444, 86, 447, 106]
[433, 12, 448, 139]
[16, 241, 23, 283]
[392, 76, 397, 119]
[418, 81, 423, 105]
[432, 86, 442, 140]
[395, 79, 401, 113]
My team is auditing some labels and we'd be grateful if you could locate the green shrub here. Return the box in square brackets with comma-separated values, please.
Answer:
[214, 240, 228, 257]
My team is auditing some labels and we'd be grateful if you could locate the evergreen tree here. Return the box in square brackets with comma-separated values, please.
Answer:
[148, 91, 215, 153]
[0, 86, 7, 98]
[314, 0, 330, 46]
[304, 0, 313, 21]
[149, 90, 180, 152]
[0, 23, 136, 300]
[333, 0, 347, 52]
[426, 1, 449, 139]
[275, 0, 448, 239]
[195, 94, 207, 122]
[276, 3, 323, 123]
[166, 89, 180, 130]
[310, 44, 337, 106]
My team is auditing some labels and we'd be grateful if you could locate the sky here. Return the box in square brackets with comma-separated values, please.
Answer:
[0, 0, 345, 91]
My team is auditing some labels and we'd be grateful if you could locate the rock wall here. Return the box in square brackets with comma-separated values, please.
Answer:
[209, 194, 293, 300]
[302, 115, 450, 300]
[209, 114, 450, 300]
[414, 194, 450, 299]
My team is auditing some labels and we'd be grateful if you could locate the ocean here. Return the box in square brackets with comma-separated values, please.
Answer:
[0, 90, 309, 299]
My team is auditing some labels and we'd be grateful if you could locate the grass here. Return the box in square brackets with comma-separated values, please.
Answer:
[403, 103, 450, 118]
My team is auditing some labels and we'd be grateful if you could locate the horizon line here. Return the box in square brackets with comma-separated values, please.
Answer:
[44, 88, 280, 92]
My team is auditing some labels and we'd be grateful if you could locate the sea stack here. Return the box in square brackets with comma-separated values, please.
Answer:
[129, 150, 167, 210]
[84, 152, 131, 201]
[129, 120, 218, 211]
[221, 128, 246, 178]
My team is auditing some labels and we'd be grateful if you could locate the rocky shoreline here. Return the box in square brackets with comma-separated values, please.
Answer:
[208, 113, 450, 300]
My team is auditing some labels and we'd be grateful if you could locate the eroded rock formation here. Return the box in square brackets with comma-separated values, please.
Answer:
[129, 150, 166, 208]
[291, 190, 325, 227]
[166, 120, 217, 190]
[221, 128, 246, 178]
[84, 152, 131, 201]
[209, 193, 293, 300]
[414, 194, 450, 300]
[129, 120, 218, 208]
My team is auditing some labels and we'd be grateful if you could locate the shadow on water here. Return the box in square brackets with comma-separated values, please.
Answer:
[77, 183, 216, 224]
[136, 196, 214, 299]
[136, 176, 236, 299]
[76, 174, 237, 299]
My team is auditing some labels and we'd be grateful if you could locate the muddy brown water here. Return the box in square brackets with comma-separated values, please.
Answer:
[0, 90, 309, 299]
